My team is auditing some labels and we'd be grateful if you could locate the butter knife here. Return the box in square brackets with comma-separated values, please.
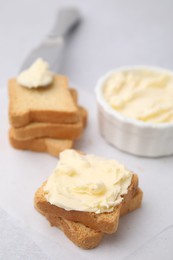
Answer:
[19, 8, 81, 72]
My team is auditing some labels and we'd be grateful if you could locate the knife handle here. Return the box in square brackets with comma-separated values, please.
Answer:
[48, 8, 81, 38]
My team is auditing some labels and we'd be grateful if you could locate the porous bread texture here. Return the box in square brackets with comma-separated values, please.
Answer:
[8, 83, 88, 156]
[11, 107, 87, 140]
[9, 129, 73, 157]
[44, 213, 103, 250]
[9, 106, 87, 156]
[68, 88, 78, 104]
[120, 187, 143, 217]
[8, 75, 79, 127]
[34, 177, 143, 249]
[35, 174, 139, 234]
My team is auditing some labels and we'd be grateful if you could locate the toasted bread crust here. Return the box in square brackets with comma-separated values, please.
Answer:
[69, 88, 78, 104]
[9, 106, 87, 156]
[8, 79, 88, 156]
[11, 107, 87, 140]
[34, 182, 142, 249]
[9, 129, 73, 157]
[34, 175, 138, 234]
[44, 214, 104, 249]
[9, 76, 79, 127]
[120, 188, 143, 217]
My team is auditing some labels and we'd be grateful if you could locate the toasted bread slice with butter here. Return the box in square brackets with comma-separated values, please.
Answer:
[9, 129, 73, 157]
[11, 106, 87, 140]
[9, 75, 79, 127]
[34, 174, 139, 234]
[34, 181, 142, 249]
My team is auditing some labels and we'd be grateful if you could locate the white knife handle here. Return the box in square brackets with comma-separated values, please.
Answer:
[48, 8, 81, 38]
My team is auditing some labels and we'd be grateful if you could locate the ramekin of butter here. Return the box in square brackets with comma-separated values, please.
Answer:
[95, 66, 173, 157]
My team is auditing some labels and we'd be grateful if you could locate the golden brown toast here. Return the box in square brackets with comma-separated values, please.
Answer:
[11, 107, 87, 140]
[8, 75, 79, 127]
[9, 129, 73, 157]
[34, 181, 143, 249]
[34, 175, 139, 234]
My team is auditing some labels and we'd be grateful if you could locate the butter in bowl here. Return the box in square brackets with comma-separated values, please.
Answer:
[95, 66, 173, 157]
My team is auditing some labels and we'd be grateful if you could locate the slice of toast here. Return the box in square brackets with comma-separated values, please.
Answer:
[34, 174, 139, 234]
[11, 107, 87, 140]
[120, 187, 143, 217]
[9, 75, 79, 127]
[34, 183, 143, 249]
[9, 129, 73, 157]
[69, 88, 78, 104]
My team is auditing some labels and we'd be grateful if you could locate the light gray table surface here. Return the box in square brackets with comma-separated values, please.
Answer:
[0, 0, 173, 259]
[1, 0, 173, 90]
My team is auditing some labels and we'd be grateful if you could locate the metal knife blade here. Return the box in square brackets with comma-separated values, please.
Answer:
[19, 8, 81, 73]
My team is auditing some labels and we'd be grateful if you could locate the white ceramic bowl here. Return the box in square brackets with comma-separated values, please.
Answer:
[95, 66, 173, 157]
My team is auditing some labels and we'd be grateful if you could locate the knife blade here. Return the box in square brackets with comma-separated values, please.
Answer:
[19, 8, 81, 73]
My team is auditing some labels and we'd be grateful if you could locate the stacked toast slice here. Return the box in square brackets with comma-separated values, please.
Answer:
[8, 75, 87, 156]
[34, 174, 143, 249]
